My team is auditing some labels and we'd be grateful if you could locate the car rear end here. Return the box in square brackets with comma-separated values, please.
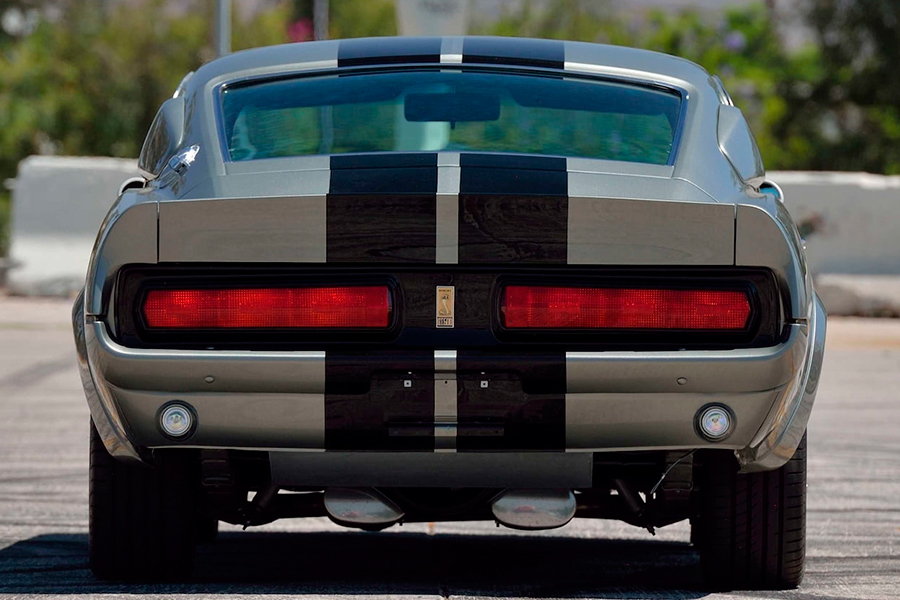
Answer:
[75, 38, 825, 587]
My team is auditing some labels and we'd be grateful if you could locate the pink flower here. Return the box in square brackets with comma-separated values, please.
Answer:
[288, 18, 314, 42]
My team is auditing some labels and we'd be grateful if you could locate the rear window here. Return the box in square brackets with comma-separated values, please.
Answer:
[220, 69, 683, 165]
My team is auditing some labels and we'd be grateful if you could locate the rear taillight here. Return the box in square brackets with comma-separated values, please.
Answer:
[142, 286, 392, 329]
[501, 286, 751, 330]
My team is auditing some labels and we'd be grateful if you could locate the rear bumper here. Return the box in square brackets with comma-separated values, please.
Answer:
[75, 291, 825, 474]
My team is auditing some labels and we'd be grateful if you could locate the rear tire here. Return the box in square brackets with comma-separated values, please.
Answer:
[89, 421, 198, 580]
[196, 512, 219, 543]
[694, 433, 807, 590]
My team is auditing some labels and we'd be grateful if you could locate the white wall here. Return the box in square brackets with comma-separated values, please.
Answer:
[6, 156, 138, 296]
[770, 171, 900, 275]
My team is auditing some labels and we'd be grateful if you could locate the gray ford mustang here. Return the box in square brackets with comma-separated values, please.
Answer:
[73, 36, 826, 588]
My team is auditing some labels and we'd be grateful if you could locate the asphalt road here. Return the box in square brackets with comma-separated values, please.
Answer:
[0, 296, 898, 599]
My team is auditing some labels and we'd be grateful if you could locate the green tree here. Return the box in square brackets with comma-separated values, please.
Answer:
[773, 0, 900, 172]
[479, 1, 802, 170]
[0, 0, 294, 256]
[330, 0, 396, 39]
[0, 0, 403, 256]
[480, 0, 900, 175]
[291, 0, 396, 39]
[475, 0, 625, 44]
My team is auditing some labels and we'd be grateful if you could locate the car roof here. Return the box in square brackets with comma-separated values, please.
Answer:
[169, 36, 747, 204]
[186, 36, 715, 95]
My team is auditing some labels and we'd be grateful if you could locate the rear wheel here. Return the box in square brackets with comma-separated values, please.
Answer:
[694, 433, 807, 590]
[89, 421, 198, 580]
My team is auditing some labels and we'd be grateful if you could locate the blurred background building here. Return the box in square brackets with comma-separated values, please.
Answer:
[1, 0, 899, 311]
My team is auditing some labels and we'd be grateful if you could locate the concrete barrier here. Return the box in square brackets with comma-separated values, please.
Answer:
[771, 171, 900, 316]
[770, 171, 900, 276]
[6, 156, 138, 297]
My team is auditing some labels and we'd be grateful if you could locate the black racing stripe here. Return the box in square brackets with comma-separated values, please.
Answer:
[458, 154, 568, 263]
[327, 154, 437, 263]
[460, 154, 568, 171]
[459, 155, 568, 196]
[462, 37, 565, 70]
[325, 351, 434, 451]
[457, 195, 568, 263]
[326, 195, 436, 262]
[456, 352, 566, 451]
[330, 153, 438, 194]
[331, 153, 438, 170]
[337, 37, 442, 67]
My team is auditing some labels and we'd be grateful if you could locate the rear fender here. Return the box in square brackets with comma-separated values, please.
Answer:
[84, 191, 157, 317]
[735, 200, 811, 321]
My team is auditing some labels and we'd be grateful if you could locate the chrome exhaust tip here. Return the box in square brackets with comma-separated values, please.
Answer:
[324, 487, 405, 528]
[491, 489, 576, 530]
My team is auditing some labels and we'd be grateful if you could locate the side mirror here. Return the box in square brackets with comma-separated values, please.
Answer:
[759, 179, 785, 203]
[138, 97, 185, 180]
[117, 177, 146, 197]
[157, 145, 200, 189]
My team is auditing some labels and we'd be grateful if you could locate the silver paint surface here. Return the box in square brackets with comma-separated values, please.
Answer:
[434, 349, 458, 453]
[565, 388, 780, 451]
[566, 193, 734, 265]
[566, 323, 807, 394]
[110, 387, 326, 449]
[436, 152, 460, 264]
[159, 195, 328, 263]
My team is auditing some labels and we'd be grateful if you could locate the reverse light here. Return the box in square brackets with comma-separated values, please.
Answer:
[159, 403, 195, 438]
[501, 286, 751, 330]
[143, 286, 392, 329]
[696, 404, 734, 441]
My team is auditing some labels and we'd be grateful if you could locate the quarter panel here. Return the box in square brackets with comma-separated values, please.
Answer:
[567, 194, 734, 265]
[159, 195, 327, 263]
[735, 202, 810, 319]
[85, 194, 157, 316]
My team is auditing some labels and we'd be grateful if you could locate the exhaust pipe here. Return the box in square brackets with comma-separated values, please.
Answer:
[491, 489, 576, 530]
[324, 487, 405, 528]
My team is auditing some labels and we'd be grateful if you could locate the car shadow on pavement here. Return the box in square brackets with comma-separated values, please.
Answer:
[0, 530, 709, 598]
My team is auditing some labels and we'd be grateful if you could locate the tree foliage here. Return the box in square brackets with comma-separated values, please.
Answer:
[1, 0, 899, 257]
[777, 0, 900, 172]
[0, 0, 394, 256]
[480, 0, 900, 174]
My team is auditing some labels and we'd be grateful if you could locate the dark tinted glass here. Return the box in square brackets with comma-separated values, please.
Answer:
[221, 69, 682, 165]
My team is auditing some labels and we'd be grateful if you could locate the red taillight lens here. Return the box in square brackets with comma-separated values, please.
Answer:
[501, 286, 751, 330]
[143, 286, 392, 329]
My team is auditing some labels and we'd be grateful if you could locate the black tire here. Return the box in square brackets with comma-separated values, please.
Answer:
[694, 433, 807, 590]
[89, 421, 198, 580]
[196, 512, 219, 543]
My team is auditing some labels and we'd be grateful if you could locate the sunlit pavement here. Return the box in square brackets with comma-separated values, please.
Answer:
[0, 295, 898, 599]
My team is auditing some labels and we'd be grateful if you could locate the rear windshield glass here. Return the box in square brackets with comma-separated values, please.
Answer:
[220, 69, 683, 165]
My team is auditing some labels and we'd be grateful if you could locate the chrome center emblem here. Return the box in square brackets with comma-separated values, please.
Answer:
[436, 286, 455, 328]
